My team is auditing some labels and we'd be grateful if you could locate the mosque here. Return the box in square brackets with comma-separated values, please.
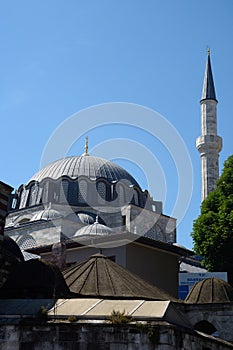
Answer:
[4, 136, 184, 296]
[4, 137, 176, 248]
[1, 50, 232, 348]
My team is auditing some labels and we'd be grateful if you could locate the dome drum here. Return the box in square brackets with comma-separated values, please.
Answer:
[15, 176, 147, 210]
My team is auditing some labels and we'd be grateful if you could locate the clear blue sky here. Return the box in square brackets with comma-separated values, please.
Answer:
[1, 1, 233, 249]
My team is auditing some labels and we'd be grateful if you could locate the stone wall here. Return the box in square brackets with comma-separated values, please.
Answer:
[183, 303, 233, 343]
[0, 322, 232, 350]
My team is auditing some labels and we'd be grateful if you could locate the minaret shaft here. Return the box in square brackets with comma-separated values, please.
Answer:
[196, 50, 222, 201]
[201, 100, 217, 135]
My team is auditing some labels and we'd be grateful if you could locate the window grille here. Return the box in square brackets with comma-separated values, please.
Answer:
[17, 234, 36, 250]
[133, 190, 139, 206]
[19, 187, 29, 209]
[60, 180, 69, 202]
[78, 180, 87, 203]
[29, 184, 39, 206]
[97, 181, 106, 200]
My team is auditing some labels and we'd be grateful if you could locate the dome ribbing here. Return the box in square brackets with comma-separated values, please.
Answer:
[29, 155, 139, 186]
[185, 278, 233, 304]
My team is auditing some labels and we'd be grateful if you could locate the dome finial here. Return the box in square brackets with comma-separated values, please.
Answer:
[83, 136, 89, 156]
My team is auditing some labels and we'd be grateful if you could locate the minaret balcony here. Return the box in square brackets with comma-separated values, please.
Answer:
[196, 135, 222, 154]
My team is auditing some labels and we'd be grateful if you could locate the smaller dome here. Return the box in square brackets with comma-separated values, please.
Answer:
[31, 207, 62, 221]
[185, 278, 233, 304]
[73, 216, 112, 237]
[77, 213, 95, 225]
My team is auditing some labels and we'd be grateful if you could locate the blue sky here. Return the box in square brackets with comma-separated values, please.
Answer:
[1, 1, 233, 249]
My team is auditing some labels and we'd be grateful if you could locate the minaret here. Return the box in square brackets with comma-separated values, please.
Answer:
[196, 49, 222, 201]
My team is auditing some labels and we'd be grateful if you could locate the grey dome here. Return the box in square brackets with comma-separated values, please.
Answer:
[31, 208, 62, 221]
[16, 154, 146, 211]
[185, 278, 233, 304]
[29, 155, 139, 186]
[73, 217, 112, 237]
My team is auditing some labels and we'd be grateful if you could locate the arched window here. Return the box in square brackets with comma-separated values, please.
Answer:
[48, 182, 58, 202]
[133, 189, 139, 206]
[42, 181, 49, 203]
[97, 181, 107, 201]
[17, 234, 37, 250]
[125, 186, 133, 205]
[18, 218, 30, 225]
[59, 180, 69, 203]
[29, 183, 39, 206]
[68, 182, 78, 205]
[78, 180, 88, 204]
[194, 320, 217, 335]
[117, 184, 125, 206]
[19, 187, 29, 209]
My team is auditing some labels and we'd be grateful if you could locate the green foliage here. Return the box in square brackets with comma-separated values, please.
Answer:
[136, 322, 159, 345]
[192, 155, 233, 272]
[108, 310, 133, 324]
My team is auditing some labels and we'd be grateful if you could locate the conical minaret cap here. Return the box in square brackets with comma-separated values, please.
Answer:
[201, 48, 217, 102]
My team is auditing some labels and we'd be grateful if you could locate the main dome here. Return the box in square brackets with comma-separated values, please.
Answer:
[15, 154, 147, 210]
[29, 155, 139, 186]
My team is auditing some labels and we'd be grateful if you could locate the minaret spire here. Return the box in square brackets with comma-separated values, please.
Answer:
[196, 49, 222, 201]
[201, 48, 217, 101]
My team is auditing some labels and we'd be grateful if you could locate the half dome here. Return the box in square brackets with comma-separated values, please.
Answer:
[31, 207, 62, 221]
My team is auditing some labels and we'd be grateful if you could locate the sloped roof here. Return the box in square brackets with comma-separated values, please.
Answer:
[28, 232, 193, 257]
[63, 254, 177, 301]
[48, 299, 190, 327]
[185, 278, 233, 304]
